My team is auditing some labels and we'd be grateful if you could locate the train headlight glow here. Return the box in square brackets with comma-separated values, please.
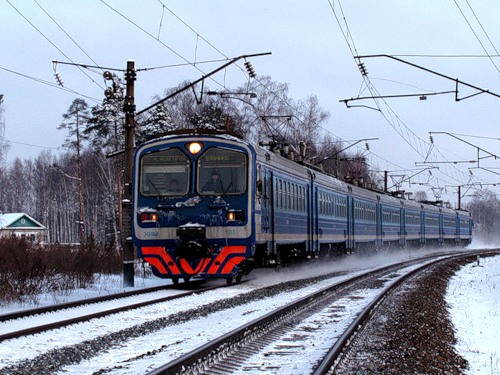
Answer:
[188, 142, 202, 155]
[227, 210, 244, 222]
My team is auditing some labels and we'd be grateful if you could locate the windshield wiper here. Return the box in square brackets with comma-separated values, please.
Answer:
[221, 181, 233, 197]
[147, 178, 162, 198]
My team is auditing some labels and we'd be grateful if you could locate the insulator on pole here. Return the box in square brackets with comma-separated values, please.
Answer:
[103, 71, 113, 81]
[357, 62, 368, 76]
[244, 61, 257, 78]
[54, 72, 64, 87]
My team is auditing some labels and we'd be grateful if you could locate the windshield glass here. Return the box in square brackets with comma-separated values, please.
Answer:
[140, 148, 189, 196]
[197, 147, 247, 195]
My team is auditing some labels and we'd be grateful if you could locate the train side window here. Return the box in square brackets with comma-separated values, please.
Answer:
[140, 148, 190, 197]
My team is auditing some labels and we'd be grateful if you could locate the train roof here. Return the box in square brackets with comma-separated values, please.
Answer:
[139, 130, 470, 217]
[139, 128, 245, 147]
[253, 140, 469, 216]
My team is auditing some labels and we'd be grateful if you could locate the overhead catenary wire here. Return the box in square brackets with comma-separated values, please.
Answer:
[33, 0, 103, 73]
[0, 65, 100, 103]
[454, 0, 500, 76]
[4, 138, 62, 151]
[4, 0, 104, 91]
[327, 0, 493, 193]
[105, 0, 356, 158]
[4, 1, 487, 194]
[99, 0, 231, 92]
[148, 0, 452, 190]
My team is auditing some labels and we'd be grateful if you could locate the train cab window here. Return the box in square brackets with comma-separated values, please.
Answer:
[140, 148, 190, 196]
[197, 147, 247, 195]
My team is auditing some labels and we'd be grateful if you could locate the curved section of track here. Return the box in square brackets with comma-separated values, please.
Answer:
[3, 249, 496, 375]
[147, 251, 491, 375]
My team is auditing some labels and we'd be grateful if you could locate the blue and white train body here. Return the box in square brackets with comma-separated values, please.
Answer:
[131, 130, 473, 283]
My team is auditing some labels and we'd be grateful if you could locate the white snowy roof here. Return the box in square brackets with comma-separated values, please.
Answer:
[0, 212, 45, 230]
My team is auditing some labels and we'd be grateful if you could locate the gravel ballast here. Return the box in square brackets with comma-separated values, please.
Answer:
[333, 257, 475, 374]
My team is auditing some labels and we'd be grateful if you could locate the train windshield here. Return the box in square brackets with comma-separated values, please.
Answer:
[140, 148, 190, 197]
[197, 147, 247, 195]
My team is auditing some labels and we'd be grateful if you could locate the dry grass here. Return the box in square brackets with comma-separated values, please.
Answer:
[0, 237, 121, 304]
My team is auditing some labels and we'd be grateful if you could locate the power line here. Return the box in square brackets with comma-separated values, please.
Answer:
[4, 138, 62, 151]
[464, 0, 500, 59]
[4, 0, 104, 91]
[33, 0, 102, 72]
[98, 0, 231, 92]
[103, 1, 344, 155]
[445, 132, 500, 141]
[0, 65, 101, 103]
[454, 0, 500, 76]
[155, 0, 230, 60]
[326, 0, 491, 192]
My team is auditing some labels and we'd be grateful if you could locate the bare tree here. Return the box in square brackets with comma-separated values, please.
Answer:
[293, 95, 330, 157]
[414, 191, 428, 202]
[0, 94, 10, 166]
[465, 189, 500, 242]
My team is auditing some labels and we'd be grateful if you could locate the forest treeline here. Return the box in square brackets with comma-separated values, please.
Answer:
[0, 77, 499, 248]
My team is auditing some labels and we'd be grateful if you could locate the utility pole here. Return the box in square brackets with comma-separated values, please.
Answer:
[122, 60, 136, 287]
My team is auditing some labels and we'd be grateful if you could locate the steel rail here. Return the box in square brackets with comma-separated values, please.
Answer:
[146, 253, 461, 375]
[312, 250, 500, 374]
[0, 282, 198, 322]
[0, 282, 222, 342]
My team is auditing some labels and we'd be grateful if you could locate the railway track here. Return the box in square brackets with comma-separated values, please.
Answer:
[0, 280, 219, 341]
[147, 250, 497, 375]
[1, 249, 495, 374]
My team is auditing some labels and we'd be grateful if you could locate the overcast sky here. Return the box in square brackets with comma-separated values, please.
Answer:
[2, 1, 500, 205]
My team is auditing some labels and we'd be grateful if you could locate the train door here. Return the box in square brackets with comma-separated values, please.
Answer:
[312, 186, 319, 255]
[347, 191, 355, 252]
[307, 171, 317, 256]
[400, 206, 406, 247]
[420, 209, 425, 245]
[438, 210, 444, 245]
[375, 196, 382, 248]
[260, 168, 275, 259]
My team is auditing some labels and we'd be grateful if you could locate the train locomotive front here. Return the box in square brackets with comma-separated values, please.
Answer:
[132, 132, 256, 284]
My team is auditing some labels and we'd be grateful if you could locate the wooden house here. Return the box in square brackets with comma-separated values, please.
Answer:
[0, 213, 46, 242]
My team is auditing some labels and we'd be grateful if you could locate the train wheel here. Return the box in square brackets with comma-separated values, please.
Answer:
[172, 278, 179, 286]
[226, 277, 234, 285]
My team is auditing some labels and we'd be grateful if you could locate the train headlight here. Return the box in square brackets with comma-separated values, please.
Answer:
[140, 211, 159, 223]
[227, 210, 244, 222]
[188, 142, 202, 155]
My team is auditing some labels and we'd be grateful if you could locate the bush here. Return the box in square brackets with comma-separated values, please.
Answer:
[0, 237, 121, 304]
[0, 237, 49, 303]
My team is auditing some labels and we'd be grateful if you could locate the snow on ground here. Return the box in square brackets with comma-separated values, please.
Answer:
[1, 246, 499, 373]
[447, 253, 500, 375]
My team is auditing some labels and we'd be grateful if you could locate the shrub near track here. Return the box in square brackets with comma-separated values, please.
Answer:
[0, 237, 121, 304]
